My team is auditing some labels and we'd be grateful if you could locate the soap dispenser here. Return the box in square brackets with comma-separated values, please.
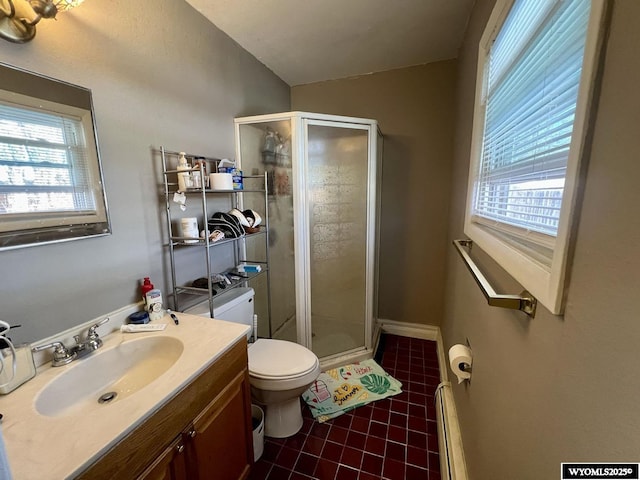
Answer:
[176, 152, 192, 192]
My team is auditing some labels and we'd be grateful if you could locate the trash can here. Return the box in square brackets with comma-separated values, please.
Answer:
[251, 404, 264, 462]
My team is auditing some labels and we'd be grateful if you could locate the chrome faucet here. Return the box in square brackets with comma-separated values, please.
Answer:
[33, 317, 110, 367]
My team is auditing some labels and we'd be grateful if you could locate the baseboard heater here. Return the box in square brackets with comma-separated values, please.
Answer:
[435, 381, 468, 480]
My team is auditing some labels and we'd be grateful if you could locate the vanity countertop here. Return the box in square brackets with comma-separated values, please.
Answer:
[0, 313, 249, 480]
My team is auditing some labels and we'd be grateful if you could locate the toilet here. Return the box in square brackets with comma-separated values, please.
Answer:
[185, 288, 321, 438]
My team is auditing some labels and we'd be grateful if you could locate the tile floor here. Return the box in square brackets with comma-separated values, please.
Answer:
[249, 334, 442, 480]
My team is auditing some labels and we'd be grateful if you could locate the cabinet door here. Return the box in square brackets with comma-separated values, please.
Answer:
[185, 370, 253, 480]
[137, 435, 188, 480]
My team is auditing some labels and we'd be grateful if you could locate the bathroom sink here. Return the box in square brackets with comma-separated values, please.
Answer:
[35, 336, 184, 417]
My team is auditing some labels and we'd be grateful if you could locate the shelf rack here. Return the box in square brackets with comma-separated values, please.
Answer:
[160, 146, 272, 321]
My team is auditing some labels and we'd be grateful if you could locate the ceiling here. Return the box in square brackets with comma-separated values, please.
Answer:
[185, 0, 475, 86]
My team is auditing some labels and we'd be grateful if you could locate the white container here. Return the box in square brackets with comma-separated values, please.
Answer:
[251, 404, 264, 461]
[180, 217, 199, 243]
[177, 152, 193, 192]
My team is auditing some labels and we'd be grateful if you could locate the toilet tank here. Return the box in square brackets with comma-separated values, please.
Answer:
[184, 288, 255, 336]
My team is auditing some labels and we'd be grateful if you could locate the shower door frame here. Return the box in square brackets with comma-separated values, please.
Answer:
[234, 112, 380, 362]
[295, 116, 379, 359]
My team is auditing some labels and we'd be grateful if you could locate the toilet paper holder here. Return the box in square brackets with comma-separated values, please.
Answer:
[457, 362, 472, 374]
[448, 344, 473, 384]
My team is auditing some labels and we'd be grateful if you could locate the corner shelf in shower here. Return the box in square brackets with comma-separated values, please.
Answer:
[160, 146, 272, 321]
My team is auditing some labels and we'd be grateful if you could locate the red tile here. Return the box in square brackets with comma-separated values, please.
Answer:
[408, 391, 427, 406]
[371, 407, 390, 424]
[408, 430, 428, 450]
[308, 421, 331, 439]
[429, 451, 441, 472]
[261, 441, 282, 462]
[340, 446, 363, 470]
[408, 415, 428, 433]
[385, 440, 406, 462]
[247, 459, 271, 480]
[407, 445, 429, 469]
[303, 435, 324, 456]
[321, 440, 343, 462]
[336, 464, 359, 480]
[266, 465, 291, 479]
[428, 433, 439, 453]
[275, 446, 299, 469]
[426, 419, 438, 435]
[354, 403, 374, 419]
[388, 424, 407, 444]
[299, 416, 314, 435]
[289, 473, 310, 480]
[332, 413, 353, 429]
[350, 416, 370, 434]
[284, 432, 306, 450]
[408, 381, 427, 394]
[382, 457, 406, 480]
[294, 453, 318, 476]
[408, 403, 427, 419]
[364, 435, 386, 456]
[406, 463, 429, 479]
[346, 430, 367, 450]
[426, 400, 437, 420]
[359, 472, 381, 480]
[373, 398, 392, 411]
[368, 421, 388, 439]
[327, 425, 349, 444]
[314, 459, 338, 480]
[361, 452, 384, 476]
[389, 411, 407, 429]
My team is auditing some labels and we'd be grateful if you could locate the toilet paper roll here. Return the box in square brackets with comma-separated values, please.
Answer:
[448, 344, 473, 384]
[209, 173, 233, 190]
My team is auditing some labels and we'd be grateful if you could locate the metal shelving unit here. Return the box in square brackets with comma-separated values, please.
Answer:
[160, 146, 271, 322]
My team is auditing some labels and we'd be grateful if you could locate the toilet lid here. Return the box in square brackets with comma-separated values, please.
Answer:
[249, 339, 319, 379]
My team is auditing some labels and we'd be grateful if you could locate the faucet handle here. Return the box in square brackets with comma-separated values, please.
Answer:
[87, 317, 110, 338]
[33, 341, 76, 367]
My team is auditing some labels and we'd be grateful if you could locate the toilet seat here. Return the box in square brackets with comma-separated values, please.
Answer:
[248, 339, 319, 379]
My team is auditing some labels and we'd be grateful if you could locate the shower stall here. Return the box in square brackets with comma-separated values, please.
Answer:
[234, 112, 381, 362]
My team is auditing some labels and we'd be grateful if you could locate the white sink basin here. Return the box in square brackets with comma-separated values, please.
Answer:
[35, 336, 184, 417]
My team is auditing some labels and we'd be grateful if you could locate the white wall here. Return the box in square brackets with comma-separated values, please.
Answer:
[443, 1, 640, 478]
[0, 0, 290, 343]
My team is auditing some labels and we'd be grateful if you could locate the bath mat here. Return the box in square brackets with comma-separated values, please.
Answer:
[302, 359, 403, 423]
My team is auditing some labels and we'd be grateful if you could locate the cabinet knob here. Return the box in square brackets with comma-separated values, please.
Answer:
[176, 443, 185, 454]
[188, 429, 197, 438]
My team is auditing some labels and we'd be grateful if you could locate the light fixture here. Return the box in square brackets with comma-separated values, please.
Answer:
[0, 0, 84, 43]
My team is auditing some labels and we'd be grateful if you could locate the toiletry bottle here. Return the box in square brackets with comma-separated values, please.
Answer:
[145, 286, 164, 322]
[141, 277, 154, 305]
[177, 152, 192, 192]
[193, 157, 206, 189]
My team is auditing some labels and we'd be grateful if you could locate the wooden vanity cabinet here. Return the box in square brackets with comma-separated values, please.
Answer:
[77, 338, 253, 480]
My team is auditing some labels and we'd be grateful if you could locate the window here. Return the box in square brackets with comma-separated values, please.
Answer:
[465, 0, 607, 314]
[0, 64, 110, 250]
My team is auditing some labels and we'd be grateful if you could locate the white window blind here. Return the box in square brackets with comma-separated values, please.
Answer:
[472, 0, 591, 251]
[465, 0, 605, 314]
[0, 100, 97, 218]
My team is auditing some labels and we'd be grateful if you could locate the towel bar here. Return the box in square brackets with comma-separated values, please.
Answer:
[453, 239, 537, 318]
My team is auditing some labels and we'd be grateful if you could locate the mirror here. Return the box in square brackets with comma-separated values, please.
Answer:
[0, 62, 111, 250]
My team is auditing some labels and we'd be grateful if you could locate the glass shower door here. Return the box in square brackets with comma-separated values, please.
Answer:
[305, 122, 370, 358]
